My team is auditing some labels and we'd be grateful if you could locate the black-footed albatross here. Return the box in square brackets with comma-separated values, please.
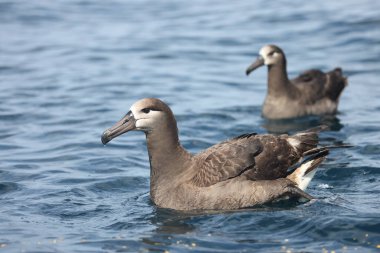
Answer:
[246, 45, 347, 120]
[101, 98, 329, 210]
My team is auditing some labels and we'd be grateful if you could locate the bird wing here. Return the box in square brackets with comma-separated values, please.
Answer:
[242, 134, 300, 181]
[191, 133, 262, 187]
[191, 127, 321, 187]
[291, 69, 327, 103]
[291, 68, 347, 103]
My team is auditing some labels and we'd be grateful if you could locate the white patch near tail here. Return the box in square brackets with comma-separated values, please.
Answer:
[287, 160, 318, 191]
[287, 137, 301, 148]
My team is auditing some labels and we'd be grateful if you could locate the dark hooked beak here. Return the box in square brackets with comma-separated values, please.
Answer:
[246, 56, 265, 76]
[101, 111, 136, 145]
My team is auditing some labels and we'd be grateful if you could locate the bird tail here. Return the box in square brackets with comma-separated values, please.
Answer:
[287, 125, 328, 154]
[287, 148, 329, 190]
[333, 68, 348, 87]
[325, 68, 348, 101]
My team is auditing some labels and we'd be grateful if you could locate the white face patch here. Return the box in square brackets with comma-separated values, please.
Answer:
[259, 46, 272, 58]
[259, 45, 280, 65]
[130, 104, 139, 118]
[130, 104, 163, 131]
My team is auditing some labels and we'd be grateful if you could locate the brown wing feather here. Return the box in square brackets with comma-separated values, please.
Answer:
[192, 128, 321, 187]
[243, 135, 300, 181]
[291, 68, 347, 103]
[291, 69, 327, 103]
[192, 134, 262, 187]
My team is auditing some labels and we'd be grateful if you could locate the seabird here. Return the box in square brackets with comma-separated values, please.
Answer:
[246, 45, 347, 120]
[101, 98, 329, 210]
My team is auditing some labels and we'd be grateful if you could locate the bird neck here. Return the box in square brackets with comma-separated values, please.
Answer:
[267, 59, 290, 97]
[145, 123, 191, 182]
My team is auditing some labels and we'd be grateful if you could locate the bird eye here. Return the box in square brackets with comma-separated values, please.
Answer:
[268, 51, 275, 56]
[141, 108, 151, 114]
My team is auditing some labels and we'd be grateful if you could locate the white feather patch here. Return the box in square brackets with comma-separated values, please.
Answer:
[287, 138, 300, 148]
[292, 160, 317, 191]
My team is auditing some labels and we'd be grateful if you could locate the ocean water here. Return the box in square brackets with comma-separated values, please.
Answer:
[1, 0, 380, 252]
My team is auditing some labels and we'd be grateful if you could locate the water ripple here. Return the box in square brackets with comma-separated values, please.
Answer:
[0, 0, 379, 252]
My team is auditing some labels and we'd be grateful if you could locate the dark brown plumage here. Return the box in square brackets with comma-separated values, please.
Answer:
[246, 45, 347, 119]
[101, 98, 329, 210]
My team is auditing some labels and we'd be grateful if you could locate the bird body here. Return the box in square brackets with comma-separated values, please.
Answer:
[102, 98, 328, 210]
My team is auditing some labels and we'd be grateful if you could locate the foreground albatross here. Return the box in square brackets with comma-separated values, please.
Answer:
[101, 98, 328, 210]
[246, 44, 347, 119]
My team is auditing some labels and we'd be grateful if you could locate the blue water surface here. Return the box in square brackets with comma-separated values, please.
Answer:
[1, 0, 380, 252]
